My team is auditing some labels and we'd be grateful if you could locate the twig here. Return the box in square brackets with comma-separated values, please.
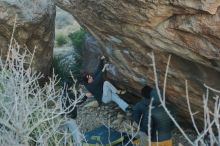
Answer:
[148, 52, 194, 145]
[185, 80, 200, 135]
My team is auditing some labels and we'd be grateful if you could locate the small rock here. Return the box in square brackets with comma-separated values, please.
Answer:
[102, 106, 108, 109]
[112, 119, 123, 125]
[83, 101, 99, 108]
[103, 111, 109, 115]
[114, 107, 120, 110]
[117, 113, 125, 119]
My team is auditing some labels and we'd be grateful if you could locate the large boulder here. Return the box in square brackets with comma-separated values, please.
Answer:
[55, 0, 220, 126]
[0, 0, 56, 76]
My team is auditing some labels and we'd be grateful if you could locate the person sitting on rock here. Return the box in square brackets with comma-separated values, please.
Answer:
[132, 85, 174, 146]
[82, 55, 132, 113]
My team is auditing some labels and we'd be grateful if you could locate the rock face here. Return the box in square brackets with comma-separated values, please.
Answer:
[57, 1, 220, 127]
[0, 0, 55, 76]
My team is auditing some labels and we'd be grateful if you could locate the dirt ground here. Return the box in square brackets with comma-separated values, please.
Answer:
[76, 98, 196, 146]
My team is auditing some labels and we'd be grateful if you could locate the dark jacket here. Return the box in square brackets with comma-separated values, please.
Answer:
[62, 91, 87, 119]
[84, 59, 105, 104]
[132, 89, 175, 142]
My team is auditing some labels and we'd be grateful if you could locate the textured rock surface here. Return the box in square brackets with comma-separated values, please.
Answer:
[56, 1, 220, 127]
[0, 0, 55, 76]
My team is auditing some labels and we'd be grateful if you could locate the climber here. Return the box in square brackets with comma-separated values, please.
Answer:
[82, 55, 132, 113]
[132, 85, 174, 146]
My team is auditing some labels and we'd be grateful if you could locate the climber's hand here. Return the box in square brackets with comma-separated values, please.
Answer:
[101, 55, 105, 60]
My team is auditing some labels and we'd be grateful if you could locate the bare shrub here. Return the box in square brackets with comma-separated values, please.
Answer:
[0, 18, 83, 146]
